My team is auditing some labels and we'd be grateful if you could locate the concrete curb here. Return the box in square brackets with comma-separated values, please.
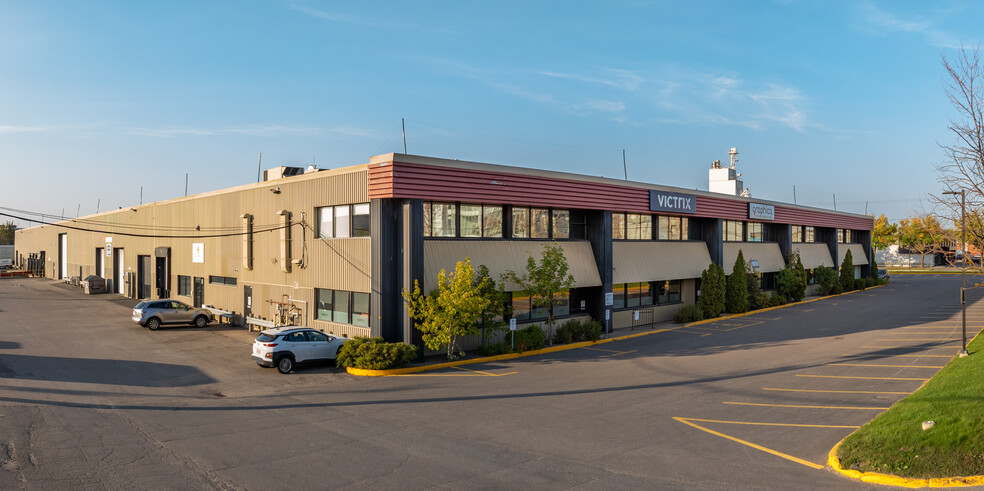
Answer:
[346, 284, 885, 377]
[827, 441, 984, 488]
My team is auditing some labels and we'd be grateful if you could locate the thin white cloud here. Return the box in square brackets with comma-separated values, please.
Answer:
[0, 124, 51, 134]
[286, 1, 452, 33]
[129, 125, 323, 138]
[855, 2, 960, 49]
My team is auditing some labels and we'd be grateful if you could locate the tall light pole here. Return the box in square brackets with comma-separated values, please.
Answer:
[943, 189, 968, 357]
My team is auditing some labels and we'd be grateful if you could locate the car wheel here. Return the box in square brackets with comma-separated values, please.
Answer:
[147, 318, 161, 331]
[277, 355, 294, 374]
[194, 315, 208, 328]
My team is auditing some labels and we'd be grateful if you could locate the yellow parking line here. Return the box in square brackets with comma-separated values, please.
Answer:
[826, 363, 945, 369]
[860, 346, 956, 349]
[393, 366, 518, 377]
[581, 347, 637, 356]
[841, 354, 954, 358]
[878, 338, 957, 341]
[673, 417, 825, 470]
[796, 374, 929, 381]
[763, 388, 912, 395]
[723, 401, 889, 410]
[679, 417, 860, 429]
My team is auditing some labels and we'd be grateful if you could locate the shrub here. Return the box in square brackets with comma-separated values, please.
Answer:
[553, 318, 603, 344]
[336, 337, 418, 370]
[726, 250, 749, 313]
[747, 273, 764, 310]
[776, 267, 798, 303]
[673, 305, 704, 323]
[512, 325, 545, 352]
[839, 249, 855, 292]
[768, 294, 786, 307]
[871, 258, 879, 279]
[697, 263, 726, 318]
[815, 266, 839, 296]
[477, 342, 512, 356]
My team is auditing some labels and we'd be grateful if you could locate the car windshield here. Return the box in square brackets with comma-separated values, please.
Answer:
[135, 302, 147, 309]
[256, 333, 278, 343]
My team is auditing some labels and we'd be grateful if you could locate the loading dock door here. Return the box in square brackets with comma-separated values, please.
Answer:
[155, 257, 169, 298]
[137, 255, 152, 299]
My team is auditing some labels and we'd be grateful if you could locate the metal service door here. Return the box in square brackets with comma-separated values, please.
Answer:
[138, 255, 152, 299]
[193, 277, 204, 308]
[58, 233, 67, 279]
[114, 248, 124, 294]
[243, 285, 253, 318]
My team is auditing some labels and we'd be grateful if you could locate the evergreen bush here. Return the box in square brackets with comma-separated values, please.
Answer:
[839, 249, 855, 292]
[673, 305, 704, 323]
[747, 273, 764, 310]
[335, 337, 418, 370]
[726, 250, 749, 313]
[815, 266, 838, 296]
[697, 263, 726, 318]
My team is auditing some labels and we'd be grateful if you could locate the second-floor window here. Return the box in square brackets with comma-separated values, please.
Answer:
[319, 203, 370, 238]
[724, 220, 744, 241]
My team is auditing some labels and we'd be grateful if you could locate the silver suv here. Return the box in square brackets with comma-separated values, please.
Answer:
[132, 300, 214, 330]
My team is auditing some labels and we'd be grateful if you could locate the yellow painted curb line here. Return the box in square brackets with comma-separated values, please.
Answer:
[347, 284, 886, 377]
[828, 440, 984, 488]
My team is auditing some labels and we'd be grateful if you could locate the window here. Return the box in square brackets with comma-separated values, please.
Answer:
[627, 215, 652, 240]
[531, 208, 550, 238]
[724, 220, 744, 241]
[658, 216, 688, 240]
[316, 289, 370, 327]
[177, 275, 191, 296]
[612, 213, 626, 240]
[285, 332, 307, 343]
[805, 226, 815, 243]
[657, 280, 682, 304]
[308, 331, 329, 342]
[511, 290, 568, 320]
[431, 202, 456, 237]
[483, 205, 503, 238]
[612, 284, 626, 309]
[208, 275, 237, 286]
[838, 229, 852, 243]
[792, 226, 803, 243]
[747, 222, 763, 242]
[318, 203, 371, 238]
[512, 207, 529, 238]
[352, 203, 370, 237]
[552, 209, 570, 239]
[626, 282, 654, 307]
[460, 204, 482, 238]
[422, 202, 432, 236]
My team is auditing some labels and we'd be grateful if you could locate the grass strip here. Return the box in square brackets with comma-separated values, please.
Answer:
[836, 334, 984, 478]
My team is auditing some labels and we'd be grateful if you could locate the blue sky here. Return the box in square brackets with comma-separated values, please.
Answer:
[0, 1, 978, 227]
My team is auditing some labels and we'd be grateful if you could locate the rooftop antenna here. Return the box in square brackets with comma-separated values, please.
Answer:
[96, 199, 100, 214]
[833, 193, 837, 210]
[622, 149, 627, 180]
[402, 118, 407, 154]
[185, 173, 189, 197]
[729, 147, 739, 169]
[793, 185, 797, 204]
[257, 152, 262, 183]
[140, 186, 143, 205]
[77, 204, 80, 217]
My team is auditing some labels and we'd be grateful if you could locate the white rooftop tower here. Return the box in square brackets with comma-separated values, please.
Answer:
[709, 147, 750, 197]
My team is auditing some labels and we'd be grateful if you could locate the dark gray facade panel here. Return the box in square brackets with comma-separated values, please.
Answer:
[402, 199, 425, 353]
[776, 224, 792, 264]
[585, 210, 613, 333]
[818, 227, 838, 269]
[701, 218, 723, 266]
[370, 198, 402, 342]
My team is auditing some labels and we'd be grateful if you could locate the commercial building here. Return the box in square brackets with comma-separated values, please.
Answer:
[14, 153, 873, 347]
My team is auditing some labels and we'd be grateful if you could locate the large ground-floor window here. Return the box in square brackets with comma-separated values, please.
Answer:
[511, 289, 570, 321]
[613, 280, 683, 308]
[316, 289, 370, 327]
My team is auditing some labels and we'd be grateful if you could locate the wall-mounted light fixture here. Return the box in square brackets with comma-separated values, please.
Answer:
[270, 186, 281, 194]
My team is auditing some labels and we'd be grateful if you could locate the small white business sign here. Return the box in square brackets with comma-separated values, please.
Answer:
[605, 292, 614, 306]
[748, 203, 775, 221]
[192, 243, 205, 263]
[105, 237, 112, 257]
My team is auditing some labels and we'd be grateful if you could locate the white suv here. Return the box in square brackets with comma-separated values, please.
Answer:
[252, 326, 349, 374]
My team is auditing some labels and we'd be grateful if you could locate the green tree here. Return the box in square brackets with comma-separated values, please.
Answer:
[0, 221, 14, 245]
[746, 272, 764, 310]
[776, 268, 799, 302]
[726, 249, 749, 313]
[697, 263, 726, 318]
[506, 242, 575, 346]
[839, 249, 855, 292]
[871, 257, 879, 279]
[872, 214, 898, 251]
[403, 258, 491, 360]
[898, 214, 947, 267]
[793, 255, 808, 301]
[815, 265, 839, 295]
[475, 264, 510, 349]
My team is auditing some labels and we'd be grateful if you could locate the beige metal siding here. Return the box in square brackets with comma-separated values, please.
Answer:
[422, 240, 601, 292]
[839, 243, 869, 265]
[612, 241, 711, 283]
[724, 242, 785, 272]
[14, 166, 371, 331]
[793, 243, 835, 269]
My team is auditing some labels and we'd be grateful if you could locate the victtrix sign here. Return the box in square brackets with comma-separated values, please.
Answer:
[649, 190, 697, 214]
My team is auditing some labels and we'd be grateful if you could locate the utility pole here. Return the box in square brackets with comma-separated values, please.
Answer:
[944, 189, 968, 357]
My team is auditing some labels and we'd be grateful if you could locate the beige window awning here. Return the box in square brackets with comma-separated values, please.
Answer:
[793, 243, 834, 269]
[839, 243, 869, 265]
[423, 240, 601, 292]
[724, 242, 786, 273]
[612, 241, 712, 284]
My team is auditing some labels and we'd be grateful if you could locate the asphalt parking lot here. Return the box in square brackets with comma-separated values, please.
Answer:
[1, 274, 982, 490]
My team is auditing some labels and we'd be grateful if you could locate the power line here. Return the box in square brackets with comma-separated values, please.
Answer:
[0, 211, 294, 239]
[0, 206, 289, 233]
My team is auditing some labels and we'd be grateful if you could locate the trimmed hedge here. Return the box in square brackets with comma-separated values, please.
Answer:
[512, 325, 546, 352]
[673, 305, 704, 323]
[335, 337, 418, 370]
[552, 318, 603, 344]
